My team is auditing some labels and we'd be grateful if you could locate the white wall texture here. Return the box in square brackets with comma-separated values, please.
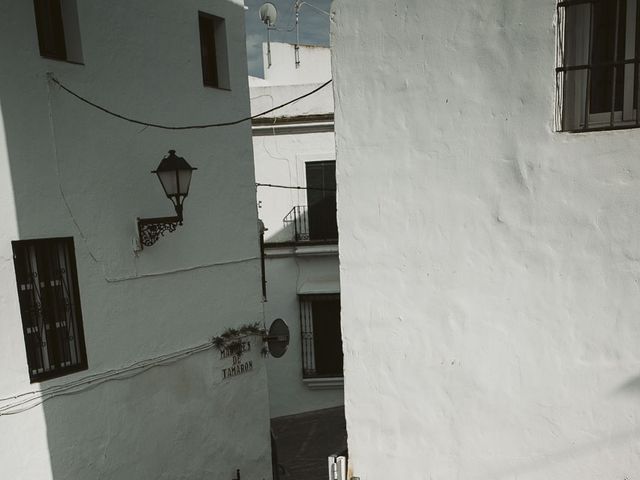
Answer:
[255, 42, 332, 86]
[332, 1, 640, 479]
[0, 1, 272, 479]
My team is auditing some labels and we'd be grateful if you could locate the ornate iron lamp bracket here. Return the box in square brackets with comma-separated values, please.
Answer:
[137, 215, 182, 249]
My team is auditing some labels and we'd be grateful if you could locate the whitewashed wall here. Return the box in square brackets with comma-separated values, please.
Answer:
[333, 1, 640, 479]
[263, 253, 341, 418]
[257, 42, 332, 86]
[251, 43, 342, 418]
[0, 1, 272, 479]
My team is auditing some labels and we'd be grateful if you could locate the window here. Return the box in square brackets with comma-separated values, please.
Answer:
[305, 161, 337, 241]
[199, 12, 230, 89]
[12, 237, 87, 382]
[33, 0, 83, 63]
[557, 0, 639, 131]
[300, 294, 343, 378]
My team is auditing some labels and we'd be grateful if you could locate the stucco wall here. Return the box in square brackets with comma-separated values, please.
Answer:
[260, 42, 332, 86]
[263, 254, 342, 418]
[250, 42, 342, 419]
[253, 128, 342, 418]
[333, 1, 640, 479]
[255, 135, 336, 242]
[0, 1, 272, 479]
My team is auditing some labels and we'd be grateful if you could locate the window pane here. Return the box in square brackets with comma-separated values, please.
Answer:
[562, 68, 589, 130]
[12, 237, 87, 382]
[559, 0, 640, 131]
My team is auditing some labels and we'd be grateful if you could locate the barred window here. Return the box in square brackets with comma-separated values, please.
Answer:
[557, 0, 640, 131]
[12, 237, 88, 382]
[300, 294, 343, 378]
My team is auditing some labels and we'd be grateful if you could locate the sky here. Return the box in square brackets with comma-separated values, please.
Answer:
[244, 0, 331, 78]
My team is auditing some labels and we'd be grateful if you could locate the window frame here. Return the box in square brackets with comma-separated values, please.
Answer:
[12, 237, 88, 383]
[198, 11, 231, 90]
[557, 0, 640, 132]
[304, 160, 338, 242]
[33, 0, 84, 64]
[299, 293, 343, 379]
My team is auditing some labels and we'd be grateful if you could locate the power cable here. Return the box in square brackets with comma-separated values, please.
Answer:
[256, 182, 336, 192]
[47, 74, 332, 130]
[0, 341, 218, 415]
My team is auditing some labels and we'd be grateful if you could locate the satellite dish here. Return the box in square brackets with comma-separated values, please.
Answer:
[266, 318, 289, 358]
[259, 2, 278, 27]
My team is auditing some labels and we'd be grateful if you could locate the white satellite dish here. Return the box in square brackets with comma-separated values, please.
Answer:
[259, 2, 278, 27]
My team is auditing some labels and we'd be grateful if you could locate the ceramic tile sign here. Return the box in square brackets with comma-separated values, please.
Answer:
[220, 340, 254, 379]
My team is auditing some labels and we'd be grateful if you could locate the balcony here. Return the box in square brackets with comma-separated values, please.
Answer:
[282, 205, 338, 244]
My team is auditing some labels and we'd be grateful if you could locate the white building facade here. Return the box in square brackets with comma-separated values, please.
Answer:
[250, 43, 345, 478]
[251, 42, 342, 418]
[333, 1, 640, 479]
[0, 1, 272, 479]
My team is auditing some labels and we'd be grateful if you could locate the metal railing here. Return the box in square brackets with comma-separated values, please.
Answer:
[283, 205, 338, 243]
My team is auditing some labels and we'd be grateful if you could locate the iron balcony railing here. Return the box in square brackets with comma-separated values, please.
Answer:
[283, 205, 338, 243]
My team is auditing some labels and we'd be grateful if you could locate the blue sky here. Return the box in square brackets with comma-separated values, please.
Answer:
[244, 0, 331, 77]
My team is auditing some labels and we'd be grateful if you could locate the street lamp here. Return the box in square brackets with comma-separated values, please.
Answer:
[137, 150, 197, 249]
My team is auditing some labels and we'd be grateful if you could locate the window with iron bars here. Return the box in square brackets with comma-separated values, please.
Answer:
[12, 237, 88, 382]
[557, 0, 640, 131]
[299, 294, 343, 378]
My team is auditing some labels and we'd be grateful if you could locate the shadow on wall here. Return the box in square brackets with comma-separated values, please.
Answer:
[479, 376, 640, 480]
[0, 1, 272, 478]
[484, 427, 640, 480]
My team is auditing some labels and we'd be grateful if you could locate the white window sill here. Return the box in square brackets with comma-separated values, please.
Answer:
[303, 377, 344, 390]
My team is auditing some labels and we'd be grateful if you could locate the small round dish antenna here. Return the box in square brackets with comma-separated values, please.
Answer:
[266, 318, 289, 358]
[259, 2, 278, 27]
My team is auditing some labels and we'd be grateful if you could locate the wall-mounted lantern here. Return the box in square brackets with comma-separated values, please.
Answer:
[137, 150, 197, 249]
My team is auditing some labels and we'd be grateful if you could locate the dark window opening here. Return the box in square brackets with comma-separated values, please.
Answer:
[12, 237, 88, 382]
[305, 161, 337, 241]
[557, 0, 640, 131]
[199, 12, 230, 89]
[33, 0, 83, 63]
[300, 294, 343, 378]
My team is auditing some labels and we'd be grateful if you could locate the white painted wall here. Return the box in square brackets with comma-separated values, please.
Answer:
[333, 1, 640, 479]
[250, 43, 342, 418]
[0, 1, 272, 479]
[263, 252, 341, 418]
[256, 42, 332, 86]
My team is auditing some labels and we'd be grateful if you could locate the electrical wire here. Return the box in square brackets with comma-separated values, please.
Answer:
[256, 182, 335, 192]
[298, 1, 330, 16]
[0, 341, 215, 415]
[0, 330, 264, 416]
[47, 74, 332, 130]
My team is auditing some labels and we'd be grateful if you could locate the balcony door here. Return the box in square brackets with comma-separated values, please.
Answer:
[305, 161, 337, 241]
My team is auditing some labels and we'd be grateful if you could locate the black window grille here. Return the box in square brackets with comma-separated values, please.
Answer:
[299, 294, 343, 378]
[557, 0, 640, 131]
[199, 12, 230, 89]
[12, 237, 88, 382]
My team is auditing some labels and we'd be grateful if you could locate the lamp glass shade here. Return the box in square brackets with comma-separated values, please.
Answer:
[153, 150, 197, 203]
[156, 169, 178, 198]
[178, 169, 193, 197]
